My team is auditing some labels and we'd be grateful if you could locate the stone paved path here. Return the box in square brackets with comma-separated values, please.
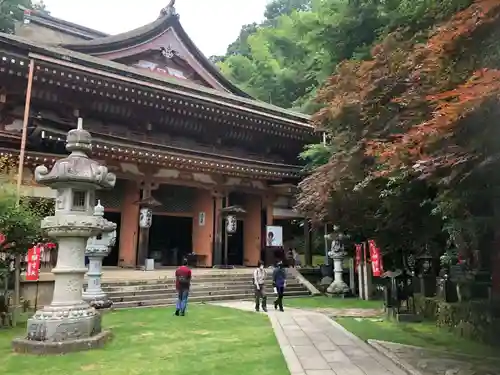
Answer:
[214, 301, 406, 375]
[370, 340, 500, 375]
[307, 308, 383, 318]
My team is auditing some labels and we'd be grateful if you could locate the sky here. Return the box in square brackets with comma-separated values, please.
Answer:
[40, 0, 268, 57]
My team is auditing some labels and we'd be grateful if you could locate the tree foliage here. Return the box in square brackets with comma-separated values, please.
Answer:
[0, 155, 53, 257]
[0, 0, 49, 34]
[295, 0, 500, 264]
[216, 0, 475, 112]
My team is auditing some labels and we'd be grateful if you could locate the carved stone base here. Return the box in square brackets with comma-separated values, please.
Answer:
[24, 304, 102, 342]
[12, 330, 112, 355]
[326, 281, 351, 295]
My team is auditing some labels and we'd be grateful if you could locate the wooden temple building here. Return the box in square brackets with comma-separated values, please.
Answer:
[0, 4, 315, 268]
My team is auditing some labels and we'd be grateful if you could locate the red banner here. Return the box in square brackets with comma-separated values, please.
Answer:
[368, 240, 384, 277]
[354, 243, 362, 272]
[26, 245, 41, 281]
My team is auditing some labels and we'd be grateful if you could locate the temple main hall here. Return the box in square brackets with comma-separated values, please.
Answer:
[0, 4, 315, 268]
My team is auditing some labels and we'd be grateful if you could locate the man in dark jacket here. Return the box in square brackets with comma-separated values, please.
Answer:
[272, 262, 287, 312]
[175, 258, 191, 316]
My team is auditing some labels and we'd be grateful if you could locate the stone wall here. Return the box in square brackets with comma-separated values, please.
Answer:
[20, 280, 54, 309]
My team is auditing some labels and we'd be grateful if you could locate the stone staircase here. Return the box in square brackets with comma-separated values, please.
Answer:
[100, 271, 311, 309]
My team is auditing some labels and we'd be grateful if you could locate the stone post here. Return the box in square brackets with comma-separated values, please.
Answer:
[12, 118, 116, 354]
[83, 203, 116, 309]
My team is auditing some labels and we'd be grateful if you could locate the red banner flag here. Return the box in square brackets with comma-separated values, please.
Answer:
[26, 245, 41, 281]
[354, 243, 362, 272]
[368, 240, 384, 277]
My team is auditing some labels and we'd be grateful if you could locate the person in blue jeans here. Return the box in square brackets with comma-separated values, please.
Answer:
[273, 261, 287, 312]
[175, 258, 191, 316]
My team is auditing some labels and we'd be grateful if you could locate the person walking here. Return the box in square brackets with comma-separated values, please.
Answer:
[174, 258, 191, 316]
[253, 260, 267, 312]
[273, 261, 287, 312]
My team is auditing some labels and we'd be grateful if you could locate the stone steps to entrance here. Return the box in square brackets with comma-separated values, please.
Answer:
[101, 278, 300, 292]
[108, 285, 308, 302]
[96, 271, 311, 309]
[111, 290, 311, 309]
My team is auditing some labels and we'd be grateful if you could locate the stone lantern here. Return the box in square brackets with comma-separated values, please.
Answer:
[82, 200, 117, 309]
[326, 226, 351, 296]
[12, 118, 116, 354]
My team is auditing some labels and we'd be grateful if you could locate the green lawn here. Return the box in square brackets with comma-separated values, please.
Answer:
[0, 305, 289, 375]
[285, 296, 383, 310]
[298, 254, 325, 266]
[336, 317, 498, 357]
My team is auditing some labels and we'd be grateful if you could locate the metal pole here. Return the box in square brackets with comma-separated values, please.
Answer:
[12, 58, 35, 327]
[324, 223, 329, 265]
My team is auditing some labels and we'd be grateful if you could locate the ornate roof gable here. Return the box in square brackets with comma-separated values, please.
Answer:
[60, 4, 250, 97]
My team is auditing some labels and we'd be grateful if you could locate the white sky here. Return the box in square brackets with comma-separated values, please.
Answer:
[40, 0, 268, 56]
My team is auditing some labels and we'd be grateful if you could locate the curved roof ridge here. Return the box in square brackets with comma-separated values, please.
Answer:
[19, 5, 108, 39]
[59, 12, 173, 48]
[59, 10, 254, 98]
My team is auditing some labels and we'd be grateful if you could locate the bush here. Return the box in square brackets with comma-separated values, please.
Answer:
[414, 294, 500, 345]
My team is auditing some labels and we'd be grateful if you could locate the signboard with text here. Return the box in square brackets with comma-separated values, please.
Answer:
[368, 240, 384, 277]
[26, 245, 41, 281]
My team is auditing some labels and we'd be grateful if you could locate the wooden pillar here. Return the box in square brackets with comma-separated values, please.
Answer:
[192, 189, 214, 267]
[118, 180, 140, 267]
[304, 219, 313, 266]
[244, 194, 262, 266]
[265, 194, 275, 227]
[213, 191, 224, 266]
[136, 177, 159, 268]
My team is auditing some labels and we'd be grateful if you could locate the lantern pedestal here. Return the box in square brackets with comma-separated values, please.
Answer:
[83, 215, 116, 309]
[326, 254, 350, 296]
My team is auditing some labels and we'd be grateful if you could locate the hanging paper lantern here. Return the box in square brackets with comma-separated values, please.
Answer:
[226, 215, 237, 234]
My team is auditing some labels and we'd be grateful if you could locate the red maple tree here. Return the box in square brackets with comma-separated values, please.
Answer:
[297, 0, 500, 219]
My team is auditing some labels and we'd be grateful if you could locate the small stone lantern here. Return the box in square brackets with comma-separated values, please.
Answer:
[326, 226, 351, 296]
[12, 118, 116, 354]
[82, 200, 117, 309]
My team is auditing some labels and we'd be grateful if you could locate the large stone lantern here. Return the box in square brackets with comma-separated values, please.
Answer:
[12, 118, 116, 354]
[82, 201, 117, 309]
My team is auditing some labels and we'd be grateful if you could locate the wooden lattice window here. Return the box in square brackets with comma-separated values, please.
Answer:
[72, 190, 87, 211]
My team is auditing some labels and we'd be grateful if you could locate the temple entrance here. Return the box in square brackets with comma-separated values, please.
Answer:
[222, 219, 244, 266]
[103, 211, 121, 266]
[148, 215, 192, 266]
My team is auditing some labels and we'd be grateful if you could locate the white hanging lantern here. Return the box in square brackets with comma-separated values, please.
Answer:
[139, 207, 153, 228]
[226, 215, 237, 234]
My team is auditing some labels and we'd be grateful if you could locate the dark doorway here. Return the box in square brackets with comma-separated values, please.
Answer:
[103, 211, 121, 266]
[148, 215, 192, 266]
[222, 219, 244, 266]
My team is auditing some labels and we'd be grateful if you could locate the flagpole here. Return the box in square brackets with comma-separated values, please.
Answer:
[13, 58, 35, 327]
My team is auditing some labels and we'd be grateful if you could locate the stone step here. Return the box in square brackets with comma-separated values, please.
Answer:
[97, 274, 276, 287]
[107, 285, 308, 302]
[111, 290, 311, 309]
[100, 279, 302, 292]
[106, 283, 305, 296]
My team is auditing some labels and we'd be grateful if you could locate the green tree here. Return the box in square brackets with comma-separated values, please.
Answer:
[264, 0, 311, 21]
[0, 0, 50, 34]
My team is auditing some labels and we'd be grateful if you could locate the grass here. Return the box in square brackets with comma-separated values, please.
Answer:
[0, 305, 289, 375]
[336, 317, 498, 357]
[285, 296, 383, 310]
[298, 254, 325, 266]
